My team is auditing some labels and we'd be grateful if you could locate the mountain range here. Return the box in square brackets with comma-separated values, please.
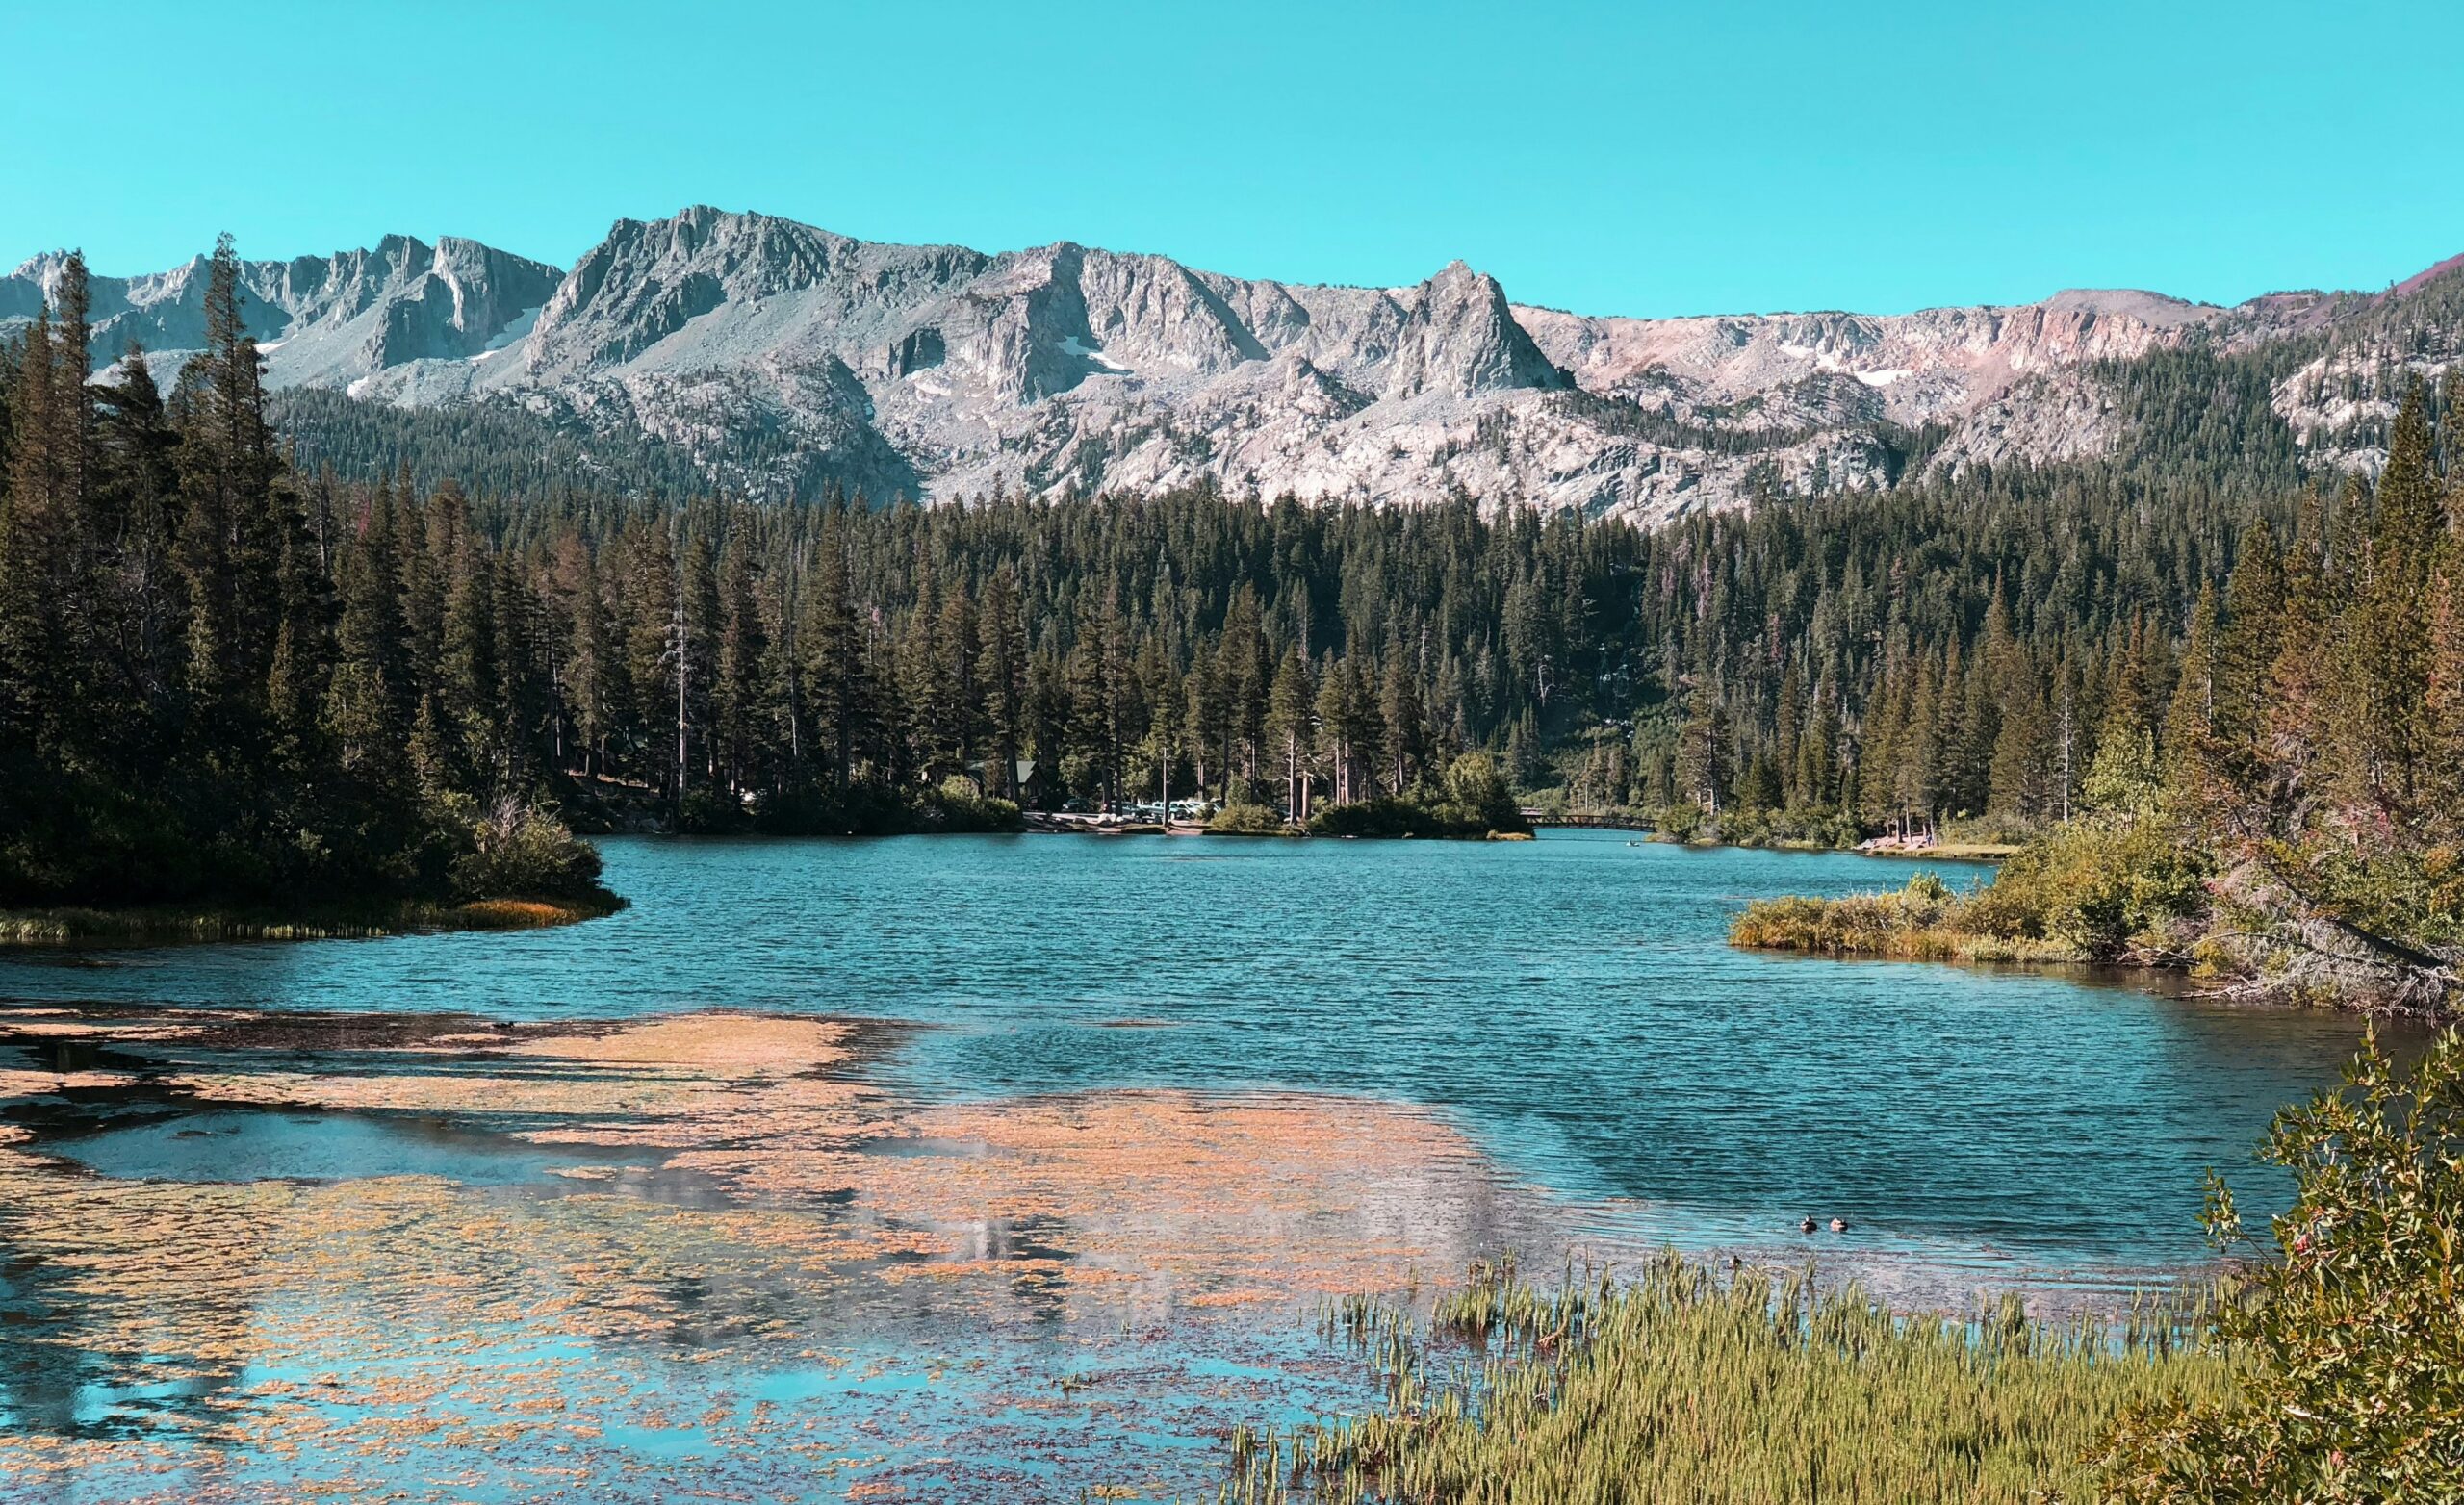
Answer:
[7, 212, 2461, 520]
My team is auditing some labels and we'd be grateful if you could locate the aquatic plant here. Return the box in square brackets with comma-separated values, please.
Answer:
[1732, 812, 2214, 973]
[1226, 1253, 2237, 1505]
[0, 890, 620, 945]
[1729, 875, 2083, 966]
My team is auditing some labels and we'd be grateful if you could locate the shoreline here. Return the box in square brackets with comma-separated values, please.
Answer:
[1725, 892, 2455, 1021]
[1584, 829, 2017, 862]
[0, 891, 625, 948]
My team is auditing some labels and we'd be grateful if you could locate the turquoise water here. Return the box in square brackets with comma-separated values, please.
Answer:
[39, 1109, 659, 1186]
[0, 830, 2375, 1272]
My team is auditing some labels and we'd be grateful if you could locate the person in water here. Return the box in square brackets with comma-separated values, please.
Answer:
[1830, 1217, 1848, 1233]
[1799, 1215, 1816, 1234]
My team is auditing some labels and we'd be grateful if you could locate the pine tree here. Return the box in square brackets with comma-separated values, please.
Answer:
[442, 532, 500, 787]
[92, 347, 184, 727]
[1266, 644, 1316, 819]
[2267, 490, 2338, 791]
[2214, 518, 2287, 760]
[564, 541, 619, 778]
[800, 533, 869, 791]
[1677, 675, 1727, 816]
[0, 308, 63, 752]
[975, 563, 1028, 801]
[2162, 582, 2221, 799]
[2345, 382, 2441, 808]
[1379, 627, 1426, 794]
[2425, 532, 2464, 835]
[713, 529, 769, 796]
[324, 509, 406, 778]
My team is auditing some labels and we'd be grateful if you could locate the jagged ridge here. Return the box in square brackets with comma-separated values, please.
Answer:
[8, 212, 2460, 518]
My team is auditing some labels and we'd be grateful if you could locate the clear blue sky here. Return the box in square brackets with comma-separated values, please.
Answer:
[6, 0, 2459, 317]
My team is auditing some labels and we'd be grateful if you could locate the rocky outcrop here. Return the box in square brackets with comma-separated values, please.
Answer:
[1382, 263, 1567, 400]
[10, 210, 2460, 521]
[7, 238, 561, 387]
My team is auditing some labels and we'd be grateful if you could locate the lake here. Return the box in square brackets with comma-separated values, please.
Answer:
[0, 831, 2383, 1502]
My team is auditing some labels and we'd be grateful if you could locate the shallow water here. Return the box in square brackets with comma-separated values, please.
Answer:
[6, 831, 2374, 1265]
[0, 831, 2390, 1502]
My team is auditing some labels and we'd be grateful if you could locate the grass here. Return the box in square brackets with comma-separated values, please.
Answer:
[1729, 816, 2217, 979]
[0, 892, 624, 946]
[1729, 884, 2087, 966]
[1224, 1255, 2236, 1505]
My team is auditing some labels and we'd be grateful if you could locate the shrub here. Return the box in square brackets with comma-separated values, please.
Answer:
[1309, 797, 1434, 838]
[1440, 752, 1527, 833]
[922, 776, 1024, 832]
[1967, 815, 2210, 961]
[1655, 801, 1707, 842]
[448, 797, 607, 902]
[675, 784, 749, 833]
[2101, 1028, 2464, 1501]
[1208, 803, 1293, 835]
[1302, 757, 1528, 840]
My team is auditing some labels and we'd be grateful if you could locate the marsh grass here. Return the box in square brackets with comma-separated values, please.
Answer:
[1731, 817, 2217, 979]
[0, 892, 621, 945]
[1729, 884, 2086, 966]
[1225, 1254, 2237, 1504]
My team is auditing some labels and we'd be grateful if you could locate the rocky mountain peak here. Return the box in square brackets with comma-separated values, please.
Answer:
[1384, 261, 1568, 400]
[12, 214, 2459, 523]
[2037, 288, 2216, 329]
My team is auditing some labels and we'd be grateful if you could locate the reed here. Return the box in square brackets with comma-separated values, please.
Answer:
[1227, 1254, 2237, 1505]
[0, 893, 620, 945]
[1729, 878, 2085, 966]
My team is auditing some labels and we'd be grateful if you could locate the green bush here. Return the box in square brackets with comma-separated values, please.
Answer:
[1964, 815, 2211, 961]
[1440, 752, 1527, 833]
[752, 780, 913, 835]
[922, 776, 1025, 833]
[448, 797, 607, 902]
[2101, 1028, 2464, 1501]
[1732, 810, 2215, 968]
[1208, 803, 1294, 835]
[1654, 801, 1707, 842]
[675, 784, 749, 833]
[1309, 797, 1439, 838]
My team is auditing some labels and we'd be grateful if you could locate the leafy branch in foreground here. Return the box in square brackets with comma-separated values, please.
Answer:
[2100, 1028, 2464, 1502]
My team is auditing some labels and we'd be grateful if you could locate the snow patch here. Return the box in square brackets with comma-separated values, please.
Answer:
[481, 305, 542, 354]
[1854, 369, 1912, 387]
[1061, 335, 1131, 373]
[1778, 340, 1846, 374]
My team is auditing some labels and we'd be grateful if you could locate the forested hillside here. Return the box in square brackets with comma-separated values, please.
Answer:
[129, 436, 2278, 850]
[1736, 385, 2464, 1014]
[0, 244, 607, 915]
[6, 241, 2460, 996]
